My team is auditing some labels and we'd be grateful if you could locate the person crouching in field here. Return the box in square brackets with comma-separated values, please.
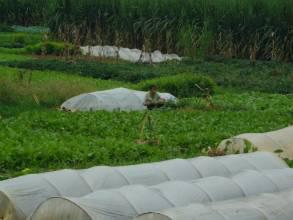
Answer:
[144, 85, 165, 110]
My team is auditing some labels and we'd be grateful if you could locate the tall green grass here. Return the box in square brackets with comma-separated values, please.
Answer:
[0, 0, 56, 26]
[0, 0, 292, 61]
[47, 0, 292, 61]
[0, 66, 129, 107]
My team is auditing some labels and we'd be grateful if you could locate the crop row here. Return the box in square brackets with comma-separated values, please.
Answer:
[2, 58, 292, 94]
[1, 91, 292, 178]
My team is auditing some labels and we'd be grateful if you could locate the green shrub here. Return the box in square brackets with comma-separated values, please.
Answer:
[26, 42, 81, 56]
[0, 32, 43, 48]
[137, 74, 216, 97]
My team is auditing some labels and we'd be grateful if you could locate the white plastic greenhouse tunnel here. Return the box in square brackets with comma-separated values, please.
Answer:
[80, 45, 182, 63]
[29, 168, 293, 220]
[135, 189, 293, 220]
[219, 126, 293, 159]
[0, 152, 287, 220]
[61, 88, 176, 112]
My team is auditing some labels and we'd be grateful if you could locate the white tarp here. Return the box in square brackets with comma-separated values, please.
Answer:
[136, 188, 293, 220]
[80, 46, 182, 63]
[61, 88, 176, 112]
[219, 126, 293, 159]
[30, 168, 293, 220]
[0, 152, 287, 220]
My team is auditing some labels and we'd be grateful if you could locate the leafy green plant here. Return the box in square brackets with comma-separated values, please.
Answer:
[0, 48, 292, 178]
[0, 92, 292, 178]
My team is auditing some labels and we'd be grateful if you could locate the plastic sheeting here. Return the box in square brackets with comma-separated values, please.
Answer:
[219, 126, 293, 159]
[61, 88, 176, 112]
[136, 189, 293, 220]
[80, 46, 182, 63]
[0, 152, 287, 220]
[30, 168, 293, 220]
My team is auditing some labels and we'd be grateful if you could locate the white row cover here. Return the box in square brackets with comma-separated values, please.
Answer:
[80, 45, 182, 63]
[61, 88, 176, 112]
[136, 188, 293, 220]
[0, 152, 286, 220]
[30, 168, 293, 220]
[219, 126, 293, 159]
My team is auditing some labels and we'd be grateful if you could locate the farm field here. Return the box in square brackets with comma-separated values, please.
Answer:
[1, 1, 293, 220]
[0, 29, 292, 180]
[0, 0, 293, 180]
